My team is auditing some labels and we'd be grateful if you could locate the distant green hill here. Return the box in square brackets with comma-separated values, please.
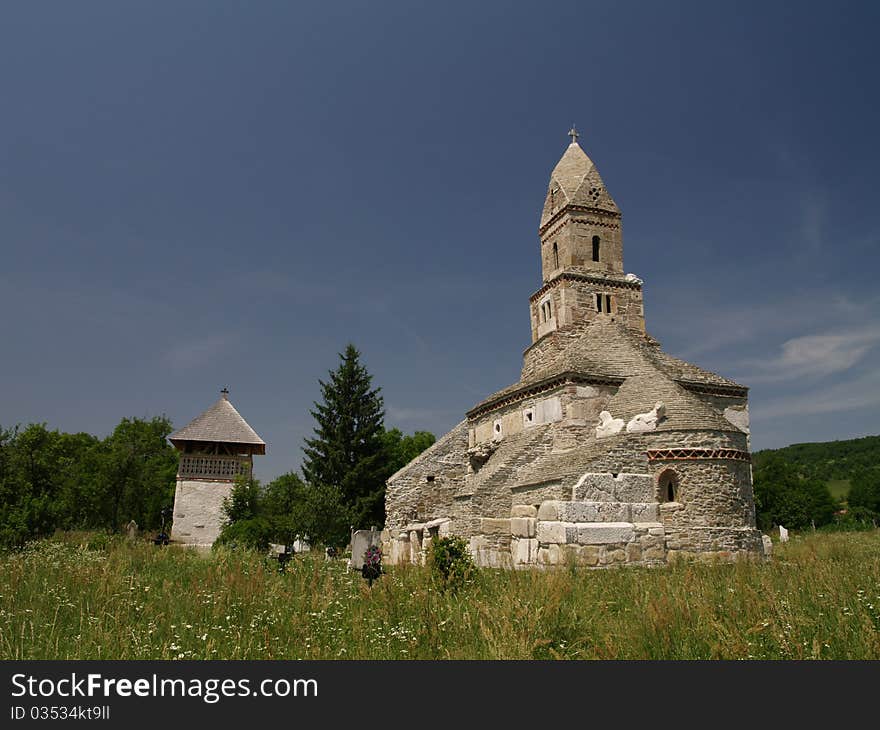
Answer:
[753, 435, 880, 500]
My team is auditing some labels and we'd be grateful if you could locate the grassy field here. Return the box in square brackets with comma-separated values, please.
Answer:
[1, 531, 878, 660]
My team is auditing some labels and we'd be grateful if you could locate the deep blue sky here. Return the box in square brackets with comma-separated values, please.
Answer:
[2, 1, 879, 481]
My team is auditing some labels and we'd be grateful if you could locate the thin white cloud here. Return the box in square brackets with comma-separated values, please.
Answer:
[740, 325, 880, 383]
[752, 367, 880, 421]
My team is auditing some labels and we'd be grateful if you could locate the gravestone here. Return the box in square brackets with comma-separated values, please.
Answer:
[778, 525, 789, 543]
[126, 520, 138, 541]
[349, 527, 381, 570]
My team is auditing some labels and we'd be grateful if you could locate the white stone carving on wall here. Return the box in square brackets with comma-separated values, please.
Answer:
[596, 411, 625, 438]
[626, 402, 666, 433]
[624, 273, 643, 285]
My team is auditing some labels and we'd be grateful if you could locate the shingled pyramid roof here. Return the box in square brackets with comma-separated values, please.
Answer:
[540, 140, 619, 228]
[169, 390, 266, 454]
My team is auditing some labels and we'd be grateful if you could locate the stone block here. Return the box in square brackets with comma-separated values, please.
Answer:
[510, 517, 536, 538]
[576, 522, 636, 545]
[578, 545, 600, 566]
[512, 538, 538, 565]
[572, 473, 615, 501]
[558, 501, 599, 522]
[480, 518, 511, 535]
[595, 502, 631, 522]
[537, 501, 562, 521]
[630, 503, 659, 522]
[608, 549, 627, 564]
[625, 543, 642, 563]
[511, 504, 537, 518]
[643, 546, 666, 561]
[536, 520, 570, 544]
[469, 535, 487, 555]
[612, 474, 654, 502]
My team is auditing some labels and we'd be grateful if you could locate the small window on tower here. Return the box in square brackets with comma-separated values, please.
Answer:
[592, 235, 600, 262]
[596, 293, 603, 312]
[553, 242, 559, 269]
[605, 295, 612, 313]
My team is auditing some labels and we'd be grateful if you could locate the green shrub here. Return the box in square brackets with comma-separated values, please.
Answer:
[429, 535, 475, 588]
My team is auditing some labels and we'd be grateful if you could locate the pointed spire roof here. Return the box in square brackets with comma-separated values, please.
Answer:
[541, 132, 619, 228]
[169, 389, 266, 454]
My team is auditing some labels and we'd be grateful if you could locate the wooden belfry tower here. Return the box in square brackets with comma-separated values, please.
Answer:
[168, 388, 266, 546]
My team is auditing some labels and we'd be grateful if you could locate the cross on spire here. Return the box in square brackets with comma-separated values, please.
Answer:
[568, 125, 579, 144]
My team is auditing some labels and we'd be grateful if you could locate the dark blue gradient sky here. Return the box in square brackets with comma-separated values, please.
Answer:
[2, 1, 879, 480]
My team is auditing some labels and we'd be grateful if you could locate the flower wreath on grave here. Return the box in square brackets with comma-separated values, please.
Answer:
[361, 544, 382, 586]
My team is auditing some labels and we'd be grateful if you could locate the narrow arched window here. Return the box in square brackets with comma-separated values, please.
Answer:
[553, 242, 559, 269]
[592, 235, 600, 262]
[658, 469, 679, 503]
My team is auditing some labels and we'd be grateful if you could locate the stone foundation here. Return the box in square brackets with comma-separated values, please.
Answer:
[384, 499, 765, 569]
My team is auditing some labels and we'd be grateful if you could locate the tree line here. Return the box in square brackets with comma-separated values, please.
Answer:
[752, 436, 880, 531]
[0, 417, 178, 548]
[0, 344, 435, 550]
[217, 344, 435, 549]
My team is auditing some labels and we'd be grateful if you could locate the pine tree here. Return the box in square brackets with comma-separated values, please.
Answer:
[302, 344, 389, 528]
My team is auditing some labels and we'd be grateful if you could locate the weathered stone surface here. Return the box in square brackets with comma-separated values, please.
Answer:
[409, 530, 422, 564]
[630, 503, 659, 521]
[578, 545, 601, 566]
[723, 405, 750, 434]
[510, 517, 536, 538]
[571, 472, 654, 502]
[536, 520, 570, 544]
[480, 518, 511, 535]
[511, 504, 538, 518]
[576, 522, 635, 545]
[424, 517, 450, 531]
[537, 501, 562, 521]
[762, 534, 773, 557]
[513, 538, 539, 565]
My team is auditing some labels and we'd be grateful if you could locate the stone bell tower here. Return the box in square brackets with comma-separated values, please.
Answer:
[530, 127, 645, 342]
[168, 388, 266, 546]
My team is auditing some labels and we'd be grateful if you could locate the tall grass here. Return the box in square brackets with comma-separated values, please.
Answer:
[1, 531, 878, 659]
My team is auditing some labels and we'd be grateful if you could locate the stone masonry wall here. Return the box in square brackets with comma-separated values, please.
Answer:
[384, 421, 469, 536]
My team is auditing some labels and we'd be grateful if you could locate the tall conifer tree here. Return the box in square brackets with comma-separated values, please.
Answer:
[302, 344, 389, 528]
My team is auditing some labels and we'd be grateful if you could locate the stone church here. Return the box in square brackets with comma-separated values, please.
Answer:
[383, 130, 764, 568]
